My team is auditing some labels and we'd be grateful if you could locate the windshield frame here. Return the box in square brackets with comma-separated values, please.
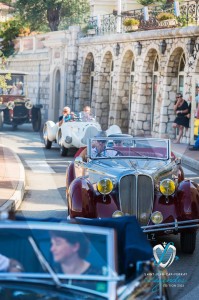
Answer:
[0, 221, 117, 297]
[87, 137, 171, 160]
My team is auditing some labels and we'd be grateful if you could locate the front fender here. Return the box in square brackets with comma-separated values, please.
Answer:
[44, 121, 58, 141]
[68, 178, 96, 218]
[66, 162, 76, 192]
[152, 179, 199, 225]
[178, 180, 199, 220]
[59, 124, 72, 147]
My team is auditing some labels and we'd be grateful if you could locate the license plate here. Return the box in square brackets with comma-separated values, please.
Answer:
[147, 233, 156, 240]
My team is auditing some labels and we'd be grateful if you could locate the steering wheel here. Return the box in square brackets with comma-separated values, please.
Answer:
[96, 148, 123, 157]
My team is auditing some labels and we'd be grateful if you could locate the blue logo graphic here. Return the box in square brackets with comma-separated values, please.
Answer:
[153, 242, 179, 268]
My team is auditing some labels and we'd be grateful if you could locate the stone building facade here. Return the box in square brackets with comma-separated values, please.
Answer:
[7, 25, 199, 145]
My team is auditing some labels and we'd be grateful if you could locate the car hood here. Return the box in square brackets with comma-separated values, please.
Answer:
[88, 158, 171, 176]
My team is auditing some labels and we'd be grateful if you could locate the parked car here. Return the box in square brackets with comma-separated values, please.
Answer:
[43, 114, 121, 156]
[66, 136, 199, 254]
[0, 216, 169, 299]
[0, 70, 42, 131]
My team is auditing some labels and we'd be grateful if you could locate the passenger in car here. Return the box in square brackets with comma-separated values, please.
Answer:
[77, 131, 120, 160]
[113, 140, 123, 147]
[58, 106, 71, 126]
[0, 253, 24, 272]
[10, 82, 23, 95]
[79, 106, 95, 121]
[91, 131, 121, 157]
[50, 231, 101, 275]
[76, 131, 107, 160]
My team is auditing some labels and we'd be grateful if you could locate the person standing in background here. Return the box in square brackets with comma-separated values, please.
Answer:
[172, 93, 189, 144]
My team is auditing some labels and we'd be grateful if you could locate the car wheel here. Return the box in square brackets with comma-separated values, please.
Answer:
[58, 131, 68, 157]
[32, 109, 41, 132]
[60, 145, 68, 157]
[12, 123, 18, 130]
[43, 125, 52, 149]
[180, 230, 196, 254]
[0, 111, 4, 130]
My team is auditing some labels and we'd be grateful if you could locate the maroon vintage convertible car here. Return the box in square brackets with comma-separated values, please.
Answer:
[66, 137, 199, 254]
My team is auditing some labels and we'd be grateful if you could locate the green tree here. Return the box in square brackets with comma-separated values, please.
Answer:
[15, 0, 90, 32]
[0, 52, 11, 90]
[0, 17, 24, 57]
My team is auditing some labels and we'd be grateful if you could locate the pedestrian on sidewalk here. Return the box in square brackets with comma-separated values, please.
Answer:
[172, 93, 189, 144]
[189, 135, 199, 151]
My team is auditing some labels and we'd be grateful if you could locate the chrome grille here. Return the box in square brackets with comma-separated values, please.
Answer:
[13, 105, 28, 118]
[119, 174, 153, 226]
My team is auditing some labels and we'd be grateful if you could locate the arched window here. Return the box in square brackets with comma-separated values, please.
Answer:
[89, 60, 95, 106]
[129, 60, 135, 118]
[151, 55, 159, 126]
[178, 53, 186, 94]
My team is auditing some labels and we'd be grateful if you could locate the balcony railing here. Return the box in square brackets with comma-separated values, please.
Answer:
[81, 1, 199, 37]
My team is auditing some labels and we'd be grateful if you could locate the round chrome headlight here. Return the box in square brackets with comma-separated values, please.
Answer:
[7, 101, 15, 110]
[112, 210, 124, 218]
[25, 100, 33, 109]
[97, 178, 113, 195]
[159, 179, 175, 196]
[151, 211, 163, 224]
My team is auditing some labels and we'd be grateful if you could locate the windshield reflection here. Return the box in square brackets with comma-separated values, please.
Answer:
[89, 138, 169, 159]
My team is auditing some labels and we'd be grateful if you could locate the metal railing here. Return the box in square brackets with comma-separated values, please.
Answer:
[81, 1, 199, 37]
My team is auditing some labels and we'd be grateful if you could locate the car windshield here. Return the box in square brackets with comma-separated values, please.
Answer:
[78, 111, 96, 122]
[0, 222, 116, 295]
[0, 73, 26, 96]
[88, 137, 170, 160]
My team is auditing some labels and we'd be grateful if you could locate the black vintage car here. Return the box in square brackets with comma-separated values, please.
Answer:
[0, 216, 170, 300]
[0, 70, 42, 131]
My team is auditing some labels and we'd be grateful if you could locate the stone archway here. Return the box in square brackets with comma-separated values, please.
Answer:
[79, 53, 94, 111]
[135, 48, 159, 136]
[96, 51, 113, 130]
[53, 69, 61, 121]
[117, 50, 134, 133]
[162, 47, 185, 139]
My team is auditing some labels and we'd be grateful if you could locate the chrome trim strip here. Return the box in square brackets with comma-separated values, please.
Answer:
[137, 173, 154, 225]
[142, 219, 199, 233]
[144, 224, 199, 233]
[142, 218, 199, 230]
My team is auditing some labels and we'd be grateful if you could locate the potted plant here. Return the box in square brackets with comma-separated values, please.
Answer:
[156, 12, 177, 26]
[82, 24, 96, 36]
[123, 18, 140, 32]
[136, 0, 154, 5]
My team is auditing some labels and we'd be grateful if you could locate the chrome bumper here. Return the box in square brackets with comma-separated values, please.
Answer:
[141, 219, 199, 234]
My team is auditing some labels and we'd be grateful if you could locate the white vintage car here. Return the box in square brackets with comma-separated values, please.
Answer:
[43, 113, 122, 156]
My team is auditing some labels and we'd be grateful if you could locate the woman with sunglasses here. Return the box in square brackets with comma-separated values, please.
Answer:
[172, 93, 189, 144]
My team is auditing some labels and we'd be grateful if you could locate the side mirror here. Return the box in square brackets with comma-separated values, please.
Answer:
[175, 157, 181, 165]
[75, 156, 85, 166]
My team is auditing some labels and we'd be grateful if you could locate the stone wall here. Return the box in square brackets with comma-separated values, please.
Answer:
[7, 25, 199, 144]
[77, 26, 199, 144]
[7, 27, 80, 122]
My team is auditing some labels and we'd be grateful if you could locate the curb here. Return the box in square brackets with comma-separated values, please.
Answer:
[0, 149, 25, 212]
[172, 150, 199, 171]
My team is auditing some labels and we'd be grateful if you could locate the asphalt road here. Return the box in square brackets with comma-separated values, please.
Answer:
[0, 124, 199, 299]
